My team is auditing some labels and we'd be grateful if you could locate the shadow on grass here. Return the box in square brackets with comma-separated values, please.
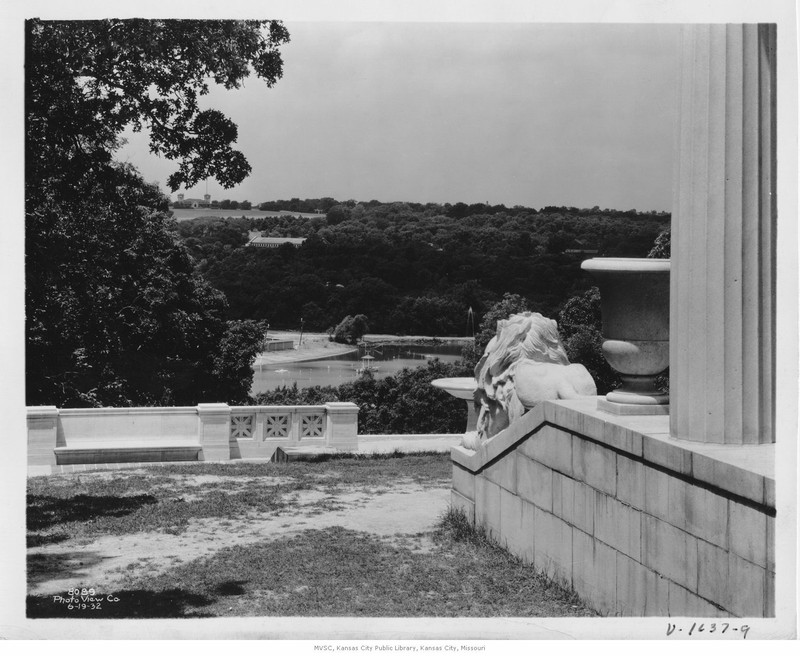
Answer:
[298, 450, 448, 464]
[27, 493, 157, 532]
[27, 532, 70, 548]
[114, 525, 599, 618]
[26, 589, 214, 618]
[27, 550, 110, 587]
[216, 580, 248, 596]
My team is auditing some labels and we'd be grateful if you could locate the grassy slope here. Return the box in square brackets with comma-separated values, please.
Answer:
[26, 454, 597, 619]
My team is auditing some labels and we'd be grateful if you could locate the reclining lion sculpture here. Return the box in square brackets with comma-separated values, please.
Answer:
[462, 312, 597, 450]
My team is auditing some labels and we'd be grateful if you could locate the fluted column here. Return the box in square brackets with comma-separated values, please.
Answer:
[670, 24, 776, 444]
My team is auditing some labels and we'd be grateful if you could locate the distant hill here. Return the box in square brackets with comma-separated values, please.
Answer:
[170, 208, 322, 222]
[173, 201, 670, 336]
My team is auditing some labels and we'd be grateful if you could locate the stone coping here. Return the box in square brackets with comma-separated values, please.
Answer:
[581, 257, 670, 273]
[29, 404, 345, 416]
[31, 406, 198, 417]
[231, 404, 330, 412]
[359, 434, 462, 441]
[451, 397, 775, 509]
[28, 434, 461, 476]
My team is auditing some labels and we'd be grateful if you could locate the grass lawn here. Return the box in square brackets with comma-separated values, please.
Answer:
[26, 453, 597, 619]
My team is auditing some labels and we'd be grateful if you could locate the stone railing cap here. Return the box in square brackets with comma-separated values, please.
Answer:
[581, 257, 670, 273]
[233, 405, 325, 412]
[324, 402, 359, 412]
[26, 406, 59, 418]
[197, 403, 231, 414]
[58, 406, 197, 416]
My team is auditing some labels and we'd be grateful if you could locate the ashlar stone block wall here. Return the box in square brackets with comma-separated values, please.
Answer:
[450, 398, 775, 617]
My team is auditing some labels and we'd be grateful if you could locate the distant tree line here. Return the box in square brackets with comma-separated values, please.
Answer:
[257, 197, 338, 213]
[174, 202, 669, 337]
[172, 199, 254, 210]
[175, 195, 669, 222]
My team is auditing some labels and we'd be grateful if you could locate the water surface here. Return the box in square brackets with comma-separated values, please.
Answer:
[251, 343, 465, 395]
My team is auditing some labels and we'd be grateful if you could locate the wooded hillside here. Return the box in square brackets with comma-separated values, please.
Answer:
[174, 200, 669, 335]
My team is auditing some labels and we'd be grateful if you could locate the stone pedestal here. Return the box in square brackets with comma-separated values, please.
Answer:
[27, 406, 59, 466]
[197, 403, 231, 460]
[431, 377, 479, 432]
[670, 24, 776, 444]
[324, 402, 359, 450]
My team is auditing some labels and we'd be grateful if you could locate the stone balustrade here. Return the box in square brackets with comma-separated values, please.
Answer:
[26, 402, 359, 466]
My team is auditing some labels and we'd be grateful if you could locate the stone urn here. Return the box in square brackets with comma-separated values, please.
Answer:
[581, 258, 670, 412]
[431, 377, 478, 432]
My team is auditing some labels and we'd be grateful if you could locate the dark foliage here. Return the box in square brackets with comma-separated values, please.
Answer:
[27, 493, 157, 532]
[254, 360, 474, 434]
[332, 314, 369, 344]
[26, 19, 288, 406]
[25, 165, 243, 406]
[212, 319, 269, 403]
[648, 228, 671, 258]
[179, 203, 669, 337]
[647, 229, 671, 391]
[461, 292, 534, 367]
[557, 287, 621, 394]
[27, 19, 289, 192]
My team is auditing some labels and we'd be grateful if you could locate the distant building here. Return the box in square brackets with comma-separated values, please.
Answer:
[246, 236, 307, 249]
[172, 193, 212, 208]
[562, 239, 600, 257]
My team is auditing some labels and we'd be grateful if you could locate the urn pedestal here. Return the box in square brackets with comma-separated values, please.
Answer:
[431, 377, 478, 433]
[581, 258, 670, 415]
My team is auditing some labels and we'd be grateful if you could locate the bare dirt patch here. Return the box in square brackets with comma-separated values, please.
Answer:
[28, 480, 450, 596]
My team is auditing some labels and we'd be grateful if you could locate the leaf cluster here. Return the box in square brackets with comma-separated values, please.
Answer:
[27, 18, 289, 191]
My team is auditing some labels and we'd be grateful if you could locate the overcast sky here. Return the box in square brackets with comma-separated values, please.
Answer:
[118, 22, 681, 211]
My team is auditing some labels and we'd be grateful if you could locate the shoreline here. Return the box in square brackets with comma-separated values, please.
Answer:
[361, 334, 473, 344]
[254, 345, 358, 366]
[254, 331, 472, 366]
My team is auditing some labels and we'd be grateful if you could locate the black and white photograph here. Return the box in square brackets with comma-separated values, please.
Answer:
[1, 0, 797, 644]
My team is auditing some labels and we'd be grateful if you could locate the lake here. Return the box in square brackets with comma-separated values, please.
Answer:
[250, 343, 466, 395]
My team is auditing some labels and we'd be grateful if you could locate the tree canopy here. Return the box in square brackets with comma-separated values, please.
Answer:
[333, 314, 370, 345]
[175, 202, 668, 337]
[26, 19, 289, 192]
[26, 19, 289, 407]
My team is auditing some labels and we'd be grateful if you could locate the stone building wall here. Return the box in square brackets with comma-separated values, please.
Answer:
[450, 398, 775, 617]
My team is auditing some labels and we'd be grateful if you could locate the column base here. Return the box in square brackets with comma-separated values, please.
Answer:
[598, 397, 670, 416]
